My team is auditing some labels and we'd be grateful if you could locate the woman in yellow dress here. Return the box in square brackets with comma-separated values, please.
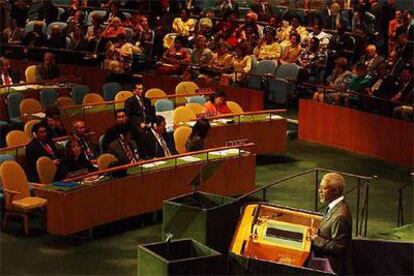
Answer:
[254, 26, 281, 61]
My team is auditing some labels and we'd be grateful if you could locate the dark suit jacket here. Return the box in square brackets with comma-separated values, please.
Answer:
[250, 3, 273, 22]
[102, 124, 143, 152]
[25, 139, 61, 182]
[107, 139, 142, 165]
[124, 95, 155, 127]
[313, 200, 353, 274]
[36, 64, 61, 82]
[58, 154, 97, 180]
[142, 130, 178, 159]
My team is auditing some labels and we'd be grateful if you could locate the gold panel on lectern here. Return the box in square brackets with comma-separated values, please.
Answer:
[230, 203, 323, 267]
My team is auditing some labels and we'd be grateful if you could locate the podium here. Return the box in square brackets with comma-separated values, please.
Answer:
[230, 203, 323, 267]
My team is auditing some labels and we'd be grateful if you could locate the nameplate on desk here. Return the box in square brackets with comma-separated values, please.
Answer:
[226, 138, 249, 147]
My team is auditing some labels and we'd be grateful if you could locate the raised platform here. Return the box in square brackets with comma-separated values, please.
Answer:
[298, 100, 413, 167]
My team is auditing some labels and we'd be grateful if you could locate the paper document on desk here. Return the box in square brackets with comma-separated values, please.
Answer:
[11, 85, 31, 91]
[142, 161, 167, 168]
[208, 150, 230, 156]
[215, 118, 234, 124]
[178, 156, 201, 162]
[266, 114, 283, 120]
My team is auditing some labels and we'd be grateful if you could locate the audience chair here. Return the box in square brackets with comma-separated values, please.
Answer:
[250, 55, 258, 72]
[0, 160, 47, 235]
[24, 119, 41, 139]
[25, 65, 37, 83]
[97, 153, 118, 170]
[275, 64, 300, 103]
[71, 85, 89, 104]
[7, 92, 25, 125]
[275, 63, 300, 81]
[114, 90, 133, 110]
[173, 126, 192, 154]
[57, 7, 65, 20]
[87, 10, 107, 25]
[145, 88, 167, 105]
[227, 101, 244, 115]
[187, 95, 207, 105]
[268, 77, 290, 105]
[99, 135, 105, 154]
[6, 130, 30, 147]
[175, 81, 199, 105]
[172, 106, 196, 126]
[19, 98, 43, 122]
[39, 88, 58, 108]
[271, 5, 288, 18]
[46, 22, 67, 35]
[82, 93, 104, 104]
[103, 82, 122, 101]
[0, 154, 15, 206]
[24, 21, 46, 34]
[186, 103, 204, 116]
[56, 96, 74, 108]
[36, 156, 57, 184]
[248, 60, 278, 90]
[155, 99, 174, 112]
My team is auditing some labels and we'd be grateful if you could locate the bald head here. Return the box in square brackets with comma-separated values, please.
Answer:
[366, 44, 377, 58]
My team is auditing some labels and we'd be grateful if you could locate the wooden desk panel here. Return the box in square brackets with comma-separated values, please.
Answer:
[205, 119, 287, 155]
[62, 113, 287, 155]
[298, 100, 413, 167]
[35, 153, 256, 236]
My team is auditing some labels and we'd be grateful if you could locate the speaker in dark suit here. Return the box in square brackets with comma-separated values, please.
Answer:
[142, 115, 177, 159]
[310, 173, 353, 275]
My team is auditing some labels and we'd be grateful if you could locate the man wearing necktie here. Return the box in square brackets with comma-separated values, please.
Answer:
[310, 173, 353, 275]
[124, 80, 155, 130]
[0, 57, 21, 86]
[35, 52, 61, 83]
[107, 125, 142, 165]
[142, 115, 178, 159]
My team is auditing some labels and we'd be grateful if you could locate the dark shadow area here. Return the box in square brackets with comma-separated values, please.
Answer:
[257, 154, 299, 165]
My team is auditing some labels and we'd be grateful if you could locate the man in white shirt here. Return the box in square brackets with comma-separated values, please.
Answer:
[308, 22, 332, 48]
[310, 172, 353, 274]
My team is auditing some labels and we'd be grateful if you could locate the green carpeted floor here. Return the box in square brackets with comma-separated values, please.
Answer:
[1, 139, 412, 275]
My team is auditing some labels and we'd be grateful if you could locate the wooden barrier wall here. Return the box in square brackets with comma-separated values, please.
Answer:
[298, 100, 413, 167]
[9, 59, 107, 92]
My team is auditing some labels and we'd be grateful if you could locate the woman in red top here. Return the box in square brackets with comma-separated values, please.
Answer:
[202, 90, 232, 116]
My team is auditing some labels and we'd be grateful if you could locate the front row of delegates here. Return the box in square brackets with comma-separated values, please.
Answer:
[25, 112, 211, 182]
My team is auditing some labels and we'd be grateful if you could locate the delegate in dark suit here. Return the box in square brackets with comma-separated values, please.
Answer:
[312, 200, 353, 274]
[107, 138, 142, 165]
[25, 139, 61, 182]
[141, 129, 178, 159]
[124, 95, 155, 127]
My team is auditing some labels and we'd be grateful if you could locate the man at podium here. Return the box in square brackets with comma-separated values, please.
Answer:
[310, 173, 353, 274]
